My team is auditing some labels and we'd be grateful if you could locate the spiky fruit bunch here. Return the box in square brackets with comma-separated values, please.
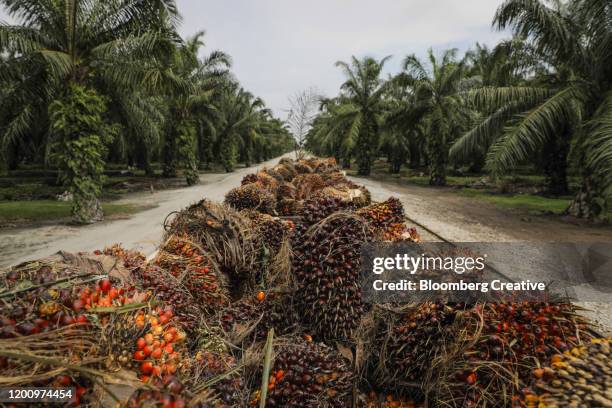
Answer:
[299, 194, 355, 226]
[129, 308, 189, 382]
[136, 265, 201, 330]
[242, 173, 259, 185]
[431, 302, 594, 407]
[305, 157, 339, 173]
[277, 198, 303, 216]
[0, 273, 139, 340]
[156, 236, 228, 312]
[225, 183, 277, 215]
[357, 198, 412, 241]
[293, 173, 326, 199]
[96, 244, 146, 271]
[162, 199, 260, 297]
[294, 162, 314, 174]
[523, 338, 611, 408]
[277, 182, 297, 200]
[253, 171, 280, 194]
[192, 351, 244, 406]
[273, 163, 297, 182]
[293, 214, 373, 340]
[371, 302, 462, 388]
[279, 157, 294, 166]
[219, 294, 295, 342]
[248, 212, 292, 254]
[251, 338, 353, 407]
[264, 168, 285, 183]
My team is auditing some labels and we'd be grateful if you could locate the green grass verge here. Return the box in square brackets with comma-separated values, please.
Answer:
[0, 200, 141, 223]
[457, 188, 572, 214]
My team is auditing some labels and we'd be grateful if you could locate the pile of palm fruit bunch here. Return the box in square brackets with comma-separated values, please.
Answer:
[364, 300, 599, 407]
[248, 336, 354, 407]
[522, 338, 612, 407]
[357, 197, 420, 242]
[2, 156, 609, 408]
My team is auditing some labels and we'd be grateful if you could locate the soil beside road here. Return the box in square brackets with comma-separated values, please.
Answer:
[0, 154, 292, 268]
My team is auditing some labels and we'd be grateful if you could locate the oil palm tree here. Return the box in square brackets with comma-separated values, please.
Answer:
[394, 49, 470, 185]
[334, 56, 391, 175]
[213, 82, 267, 172]
[161, 31, 231, 184]
[0, 0, 180, 222]
[306, 97, 361, 168]
[451, 0, 611, 218]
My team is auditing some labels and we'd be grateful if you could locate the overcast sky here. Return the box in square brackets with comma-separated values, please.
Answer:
[176, 0, 508, 118]
[1, 1, 509, 118]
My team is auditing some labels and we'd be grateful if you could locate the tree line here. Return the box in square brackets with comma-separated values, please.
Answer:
[0, 0, 294, 222]
[306, 0, 611, 220]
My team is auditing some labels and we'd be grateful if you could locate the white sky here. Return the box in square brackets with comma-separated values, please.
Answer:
[1, 1, 509, 118]
[176, 0, 508, 118]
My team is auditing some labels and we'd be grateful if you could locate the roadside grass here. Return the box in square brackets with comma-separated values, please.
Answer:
[348, 159, 591, 216]
[457, 188, 572, 214]
[0, 200, 143, 224]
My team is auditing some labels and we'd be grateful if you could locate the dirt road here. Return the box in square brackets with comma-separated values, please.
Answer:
[352, 176, 612, 243]
[0, 154, 291, 268]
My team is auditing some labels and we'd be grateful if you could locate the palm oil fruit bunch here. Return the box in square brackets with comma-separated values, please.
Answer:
[293, 173, 326, 199]
[224, 183, 277, 215]
[373, 302, 463, 387]
[522, 338, 612, 408]
[156, 236, 228, 312]
[294, 161, 314, 174]
[241, 173, 259, 185]
[132, 307, 187, 382]
[357, 198, 409, 241]
[192, 351, 244, 406]
[293, 214, 373, 340]
[434, 302, 594, 407]
[248, 212, 292, 254]
[273, 163, 297, 182]
[264, 168, 285, 183]
[136, 265, 201, 330]
[251, 338, 353, 408]
[277, 181, 297, 200]
[277, 198, 302, 216]
[363, 392, 424, 408]
[127, 389, 187, 408]
[0, 276, 134, 339]
[95, 244, 145, 271]
[253, 171, 281, 195]
[469, 302, 592, 369]
[219, 294, 292, 342]
[299, 194, 355, 226]
[1, 260, 74, 292]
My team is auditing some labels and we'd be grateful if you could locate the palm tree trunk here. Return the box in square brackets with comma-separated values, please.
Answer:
[427, 130, 447, 186]
[567, 176, 606, 220]
[162, 129, 178, 178]
[542, 134, 570, 196]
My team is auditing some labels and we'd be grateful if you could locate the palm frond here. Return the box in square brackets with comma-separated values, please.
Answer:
[486, 85, 583, 173]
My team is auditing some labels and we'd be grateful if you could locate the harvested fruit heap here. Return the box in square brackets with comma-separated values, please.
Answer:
[523, 338, 612, 408]
[224, 182, 277, 214]
[293, 213, 374, 341]
[0, 156, 608, 408]
[249, 337, 353, 407]
[358, 197, 419, 241]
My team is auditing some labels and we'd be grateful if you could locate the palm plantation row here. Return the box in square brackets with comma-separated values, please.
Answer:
[0, 0, 293, 223]
[306, 0, 611, 220]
